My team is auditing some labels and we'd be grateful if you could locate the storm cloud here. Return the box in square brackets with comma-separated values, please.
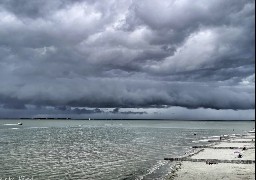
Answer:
[0, 0, 255, 119]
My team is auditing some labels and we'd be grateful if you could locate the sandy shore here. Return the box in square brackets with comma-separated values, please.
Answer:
[167, 130, 255, 180]
[213, 142, 254, 148]
[172, 162, 255, 180]
[231, 138, 255, 142]
[191, 148, 255, 160]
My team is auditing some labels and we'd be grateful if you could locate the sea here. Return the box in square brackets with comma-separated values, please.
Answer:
[0, 119, 254, 180]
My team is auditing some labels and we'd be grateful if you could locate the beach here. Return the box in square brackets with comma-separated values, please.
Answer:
[171, 162, 255, 180]
[166, 129, 255, 180]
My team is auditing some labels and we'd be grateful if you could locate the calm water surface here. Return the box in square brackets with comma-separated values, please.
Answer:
[0, 120, 254, 179]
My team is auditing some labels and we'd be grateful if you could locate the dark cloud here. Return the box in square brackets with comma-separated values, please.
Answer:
[112, 108, 120, 114]
[119, 111, 147, 115]
[109, 108, 146, 115]
[71, 108, 103, 114]
[0, 79, 254, 110]
[0, 0, 254, 119]
[0, 0, 95, 18]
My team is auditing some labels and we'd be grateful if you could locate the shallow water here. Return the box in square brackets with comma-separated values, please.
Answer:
[0, 120, 254, 179]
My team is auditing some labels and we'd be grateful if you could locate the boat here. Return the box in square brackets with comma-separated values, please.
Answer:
[17, 122, 23, 125]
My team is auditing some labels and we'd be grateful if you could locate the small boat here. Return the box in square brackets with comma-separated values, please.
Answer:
[17, 122, 23, 125]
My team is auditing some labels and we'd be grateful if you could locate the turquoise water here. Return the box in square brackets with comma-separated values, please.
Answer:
[0, 120, 254, 179]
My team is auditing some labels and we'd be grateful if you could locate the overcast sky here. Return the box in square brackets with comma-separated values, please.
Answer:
[0, 0, 255, 120]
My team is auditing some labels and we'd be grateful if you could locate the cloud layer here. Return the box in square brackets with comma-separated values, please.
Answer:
[0, 0, 255, 118]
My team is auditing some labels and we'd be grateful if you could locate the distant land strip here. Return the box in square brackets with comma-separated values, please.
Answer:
[0, 118, 254, 121]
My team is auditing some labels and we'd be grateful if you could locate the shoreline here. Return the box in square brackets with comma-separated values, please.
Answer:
[165, 129, 255, 179]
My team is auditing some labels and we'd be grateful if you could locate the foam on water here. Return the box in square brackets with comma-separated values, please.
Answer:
[27, 127, 49, 129]
[198, 139, 209, 142]
[209, 135, 220, 138]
